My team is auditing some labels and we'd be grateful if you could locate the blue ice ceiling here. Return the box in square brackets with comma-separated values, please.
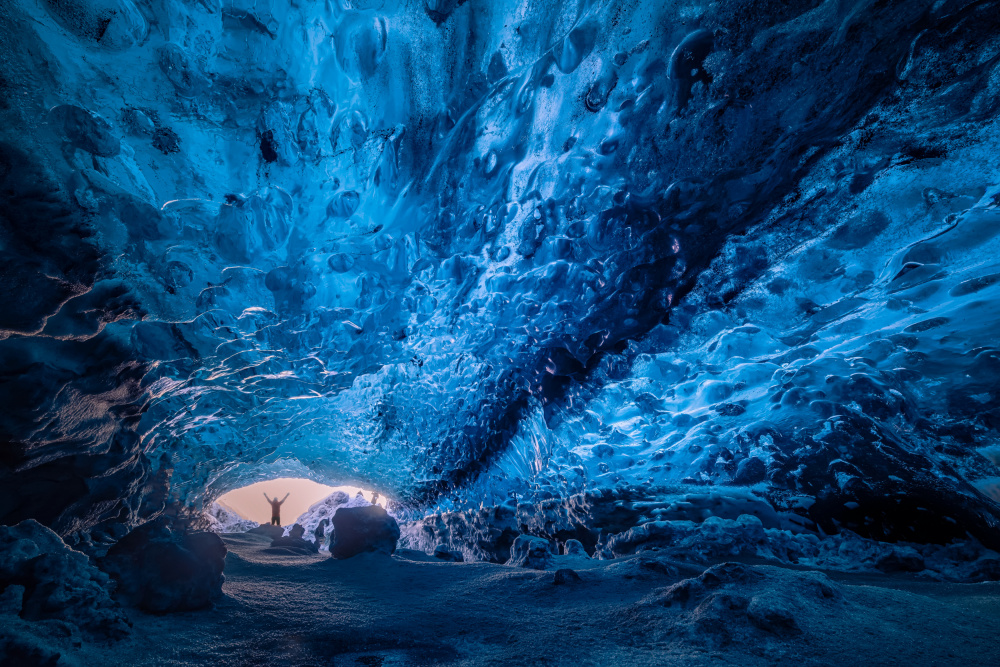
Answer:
[2, 0, 1000, 544]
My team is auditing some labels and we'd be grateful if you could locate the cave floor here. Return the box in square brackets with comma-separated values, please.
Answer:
[78, 533, 1000, 666]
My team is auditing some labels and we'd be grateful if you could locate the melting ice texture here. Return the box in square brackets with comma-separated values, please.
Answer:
[1, 0, 1000, 542]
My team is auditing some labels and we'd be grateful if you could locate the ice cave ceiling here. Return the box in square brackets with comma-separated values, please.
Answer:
[2, 0, 1000, 546]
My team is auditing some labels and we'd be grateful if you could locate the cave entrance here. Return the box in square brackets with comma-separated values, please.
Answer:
[216, 478, 384, 527]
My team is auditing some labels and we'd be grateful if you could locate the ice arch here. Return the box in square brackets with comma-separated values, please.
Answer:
[0, 0, 999, 552]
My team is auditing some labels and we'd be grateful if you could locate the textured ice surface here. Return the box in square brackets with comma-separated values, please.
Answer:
[0, 0, 999, 551]
[0, 520, 131, 648]
[401, 493, 1000, 581]
[289, 490, 371, 549]
[54, 534, 1000, 666]
[205, 502, 260, 534]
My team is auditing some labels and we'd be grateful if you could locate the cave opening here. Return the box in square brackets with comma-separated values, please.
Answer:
[214, 477, 386, 527]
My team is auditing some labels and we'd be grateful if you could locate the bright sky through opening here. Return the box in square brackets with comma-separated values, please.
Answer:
[217, 478, 385, 525]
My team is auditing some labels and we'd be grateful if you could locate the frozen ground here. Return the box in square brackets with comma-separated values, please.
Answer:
[58, 532, 1000, 667]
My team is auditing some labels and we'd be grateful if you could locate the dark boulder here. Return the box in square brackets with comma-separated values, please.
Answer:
[100, 519, 226, 613]
[509, 535, 553, 570]
[732, 457, 767, 485]
[747, 596, 801, 636]
[564, 539, 589, 557]
[432, 543, 464, 562]
[0, 520, 130, 639]
[246, 524, 285, 540]
[330, 505, 400, 559]
[967, 558, 1000, 583]
[270, 523, 319, 553]
[875, 549, 925, 573]
[553, 568, 581, 584]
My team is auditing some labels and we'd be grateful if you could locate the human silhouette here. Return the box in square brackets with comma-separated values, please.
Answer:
[263, 492, 289, 526]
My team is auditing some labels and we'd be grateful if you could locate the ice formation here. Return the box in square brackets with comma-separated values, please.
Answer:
[288, 489, 371, 547]
[0, 520, 130, 662]
[1, 0, 1000, 594]
[204, 502, 259, 534]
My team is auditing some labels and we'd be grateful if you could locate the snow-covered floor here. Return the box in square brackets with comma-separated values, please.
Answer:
[81, 533, 1000, 666]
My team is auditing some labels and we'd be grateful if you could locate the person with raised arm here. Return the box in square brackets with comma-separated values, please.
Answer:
[263, 491, 290, 526]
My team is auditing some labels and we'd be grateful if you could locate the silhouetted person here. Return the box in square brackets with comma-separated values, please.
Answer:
[371, 491, 380, 505]
[264, 492, 289, 526]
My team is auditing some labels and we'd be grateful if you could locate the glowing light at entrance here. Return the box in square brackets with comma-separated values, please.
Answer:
[217, 478, 385, 526]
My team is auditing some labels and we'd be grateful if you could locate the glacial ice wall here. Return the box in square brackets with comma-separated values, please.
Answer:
[1, 0, 999, 545]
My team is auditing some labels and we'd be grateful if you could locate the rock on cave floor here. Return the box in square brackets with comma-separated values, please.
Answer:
[76, 533, 1000, 667]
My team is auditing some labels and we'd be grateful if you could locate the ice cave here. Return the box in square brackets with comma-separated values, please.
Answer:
[2, 0, 1000, 664]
